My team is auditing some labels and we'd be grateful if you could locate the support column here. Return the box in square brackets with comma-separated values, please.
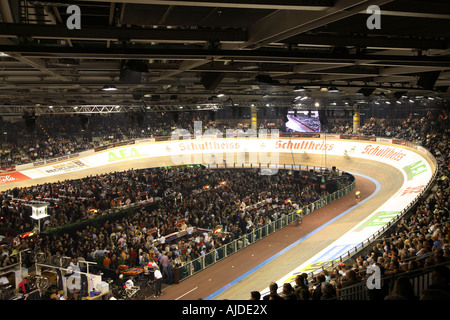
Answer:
[251, 105, 257, 131]
[353, 105, 360, 133]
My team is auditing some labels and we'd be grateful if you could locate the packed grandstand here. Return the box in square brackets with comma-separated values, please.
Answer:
[0, 108, 449, 301]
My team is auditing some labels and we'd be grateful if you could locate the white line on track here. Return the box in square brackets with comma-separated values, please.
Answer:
[175, 287, 198, 300]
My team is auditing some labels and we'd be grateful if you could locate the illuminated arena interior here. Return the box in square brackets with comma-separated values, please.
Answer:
[0, 0, 449, 309]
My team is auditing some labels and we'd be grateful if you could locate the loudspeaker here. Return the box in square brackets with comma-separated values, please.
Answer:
[132, 90, 144, 100]
[126, 60, 149, 73]
[120, 60, 142, 84]
[23, 113, 36, 133]
[358, 88, 375, 97]
[417, 71, 440, 90]
[172, 112, 179, 124]
[319, 109, 328, 127]
[255, 74, 279, 86]
[120, 68, 141, 84]
[79, 114, 89, 130]
[436, 86, 448, 93]
[201, 72, 225, 90]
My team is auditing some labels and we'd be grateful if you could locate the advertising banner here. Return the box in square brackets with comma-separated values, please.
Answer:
[0, 171, 31, 185]
[2, 135, 435, 293]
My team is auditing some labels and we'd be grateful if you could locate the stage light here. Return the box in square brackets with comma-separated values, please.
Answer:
[102, 85, 118, 91]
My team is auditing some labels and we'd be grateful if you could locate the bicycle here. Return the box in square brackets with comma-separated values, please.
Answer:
[109, 280, 140, 300]
[120, 285, 141, 300]
[35, 276, 51, 291]
[50, 254, 71, 268]
[295, 209, 303, 226]
[0, 285, 15, 300]
[355, 191, 361, 204]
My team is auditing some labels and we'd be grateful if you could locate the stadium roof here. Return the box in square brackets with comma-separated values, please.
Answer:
[0, 0, 449, 114]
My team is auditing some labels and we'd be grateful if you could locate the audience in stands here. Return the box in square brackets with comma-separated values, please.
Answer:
[0, 108, 448, 300]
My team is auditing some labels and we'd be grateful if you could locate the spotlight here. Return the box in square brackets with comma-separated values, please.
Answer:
[102, 85, 118, 91]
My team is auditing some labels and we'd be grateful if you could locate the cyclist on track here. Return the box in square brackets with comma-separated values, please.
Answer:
[355, 191, 361, 204]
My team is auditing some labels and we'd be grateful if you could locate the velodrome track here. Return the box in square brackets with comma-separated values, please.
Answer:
[0, 138, 436, 300]
[154, 153, 400, 300]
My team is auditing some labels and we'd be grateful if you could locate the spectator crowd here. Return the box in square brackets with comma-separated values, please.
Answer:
[0, 165, 329, 287]
[0, 112, 284, 168]
[259, 108, 450, 300]
[0, 107, 448, 300]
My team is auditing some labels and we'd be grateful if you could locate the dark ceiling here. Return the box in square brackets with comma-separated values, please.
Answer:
[0, 0, 449, 115]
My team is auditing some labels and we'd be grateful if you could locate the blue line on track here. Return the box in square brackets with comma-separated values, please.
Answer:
[204, 172, 381, 300]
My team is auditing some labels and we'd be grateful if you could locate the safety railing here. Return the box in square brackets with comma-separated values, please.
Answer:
[176, 178, 355, 282]
[297, 141, 439, 284]
[335, 261, 449, 300]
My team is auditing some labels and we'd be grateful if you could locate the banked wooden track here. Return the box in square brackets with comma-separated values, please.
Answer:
[0, 138, 436, 300]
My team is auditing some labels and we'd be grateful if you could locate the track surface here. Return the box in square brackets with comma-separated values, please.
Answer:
[1, 151, 404, 301]
[157, 154, 401, 300]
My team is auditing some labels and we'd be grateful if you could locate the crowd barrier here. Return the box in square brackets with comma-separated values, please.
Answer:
[0, 131, 438, 297]
[176, 175, 355, 282]
[291, 136, 439, 282]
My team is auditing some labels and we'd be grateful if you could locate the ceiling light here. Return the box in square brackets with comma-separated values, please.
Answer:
[328, 87, 339, 93]
[217, 94, 225, 98]
[0, 52, 9, 57]
[102, 85, 118, 91]
[294, 86, 305, 92]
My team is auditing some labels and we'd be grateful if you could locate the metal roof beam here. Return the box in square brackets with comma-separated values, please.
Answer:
[75, 0, 334, 11]
[0, 23, 247, 43]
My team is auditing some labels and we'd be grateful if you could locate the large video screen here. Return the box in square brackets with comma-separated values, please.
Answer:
[285, 110, 321, 133]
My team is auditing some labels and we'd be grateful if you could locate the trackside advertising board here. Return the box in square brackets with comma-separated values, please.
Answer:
[0, 137, 435, 293]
